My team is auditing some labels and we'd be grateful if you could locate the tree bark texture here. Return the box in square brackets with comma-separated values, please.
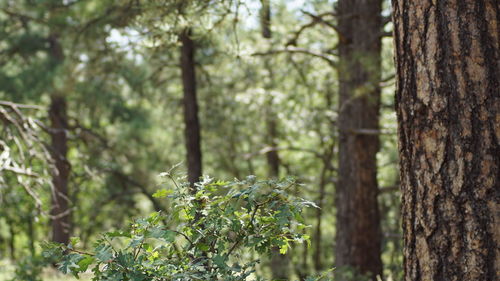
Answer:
[180, 28, 202, 189]
[335, 0, 383, 279]
[392, 0, 499, 280]
[48, 33, 71, 245]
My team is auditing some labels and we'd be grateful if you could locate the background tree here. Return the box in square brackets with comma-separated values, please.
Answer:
[0, 1, 404, 280]
[180, 27, 203, 189]
[47, 23, 71, 246]
[334, 0, 385, 279]
[392, 0, 499, 280]
[257, 1, 292, 279]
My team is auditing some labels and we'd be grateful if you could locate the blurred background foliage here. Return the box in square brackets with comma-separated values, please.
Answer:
[0, 0, 399, 280]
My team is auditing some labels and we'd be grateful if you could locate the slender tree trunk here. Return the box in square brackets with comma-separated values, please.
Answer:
[48, 33, 71, 245]
[335, 0, 383, 279]
[7, 219, 15, 260]
[314, 87, 335, 273]
[260, 0, 271, 39]
[180, 28, 202, 190]
[258, 1, 290, 278]
[28, 215, 35, 255]
[49, 95, 71, 245]
[313, 158, 329, 272]
[0, 230, 4, 258]
[265, 103, 280, 179]
[267, 105, 290, 280]
[392, 0, 499, 280]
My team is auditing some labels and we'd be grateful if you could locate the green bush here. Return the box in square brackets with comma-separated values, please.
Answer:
[42, 175, 318, 280]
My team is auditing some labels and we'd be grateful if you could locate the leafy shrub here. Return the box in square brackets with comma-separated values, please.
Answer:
[42, 175, 318, 280]
[10, 255, 46, 281]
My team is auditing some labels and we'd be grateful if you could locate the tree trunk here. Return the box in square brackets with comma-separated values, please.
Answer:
[48, 33, 71, 245]
[314, 88, 335, 273]
[335, 0, 383, 279]
[392, 0, 499, 280]
[49, 95, 71, 245]
[180, 28, 202, 189]
[28, 215, 35, 255]
[313, 157, 329, 272]
[7, 219, 15, 260]
[267, 106, 290, 280]
[258, 1, 290, 278]
[260, 0, 271, 39]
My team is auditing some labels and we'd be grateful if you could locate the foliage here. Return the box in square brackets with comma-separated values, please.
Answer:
[42, 176, 317, 280]
[9, 256, 44, 281]
[0, 102, 50, 204]
[0, 0, 401, 279]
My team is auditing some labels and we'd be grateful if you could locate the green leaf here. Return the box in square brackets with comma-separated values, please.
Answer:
[213, 254, 227, 268]
[106, 230, 130, 238]
[77, 255, 95, 272]
[279, 243, 289, 255]
[70, 237, 80, 247]
[128, 236, 144, 248]
[95, 245, 113, 262]
[147, 227, 166, 239]
[59, 253, 83, 274]
[196, 243, 210, 251]
[162, 230, 177, 242]
[152, 189, 173, 198]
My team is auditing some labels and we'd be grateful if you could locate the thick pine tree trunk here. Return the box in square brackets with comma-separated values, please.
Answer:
[335, 0, 383, 279]
[48, 34, 71, 245]
[180, 28, 202, 190]
[392, 0, 499, 280]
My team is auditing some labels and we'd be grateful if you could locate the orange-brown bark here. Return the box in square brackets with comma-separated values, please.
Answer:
[393, 0, 499, 280]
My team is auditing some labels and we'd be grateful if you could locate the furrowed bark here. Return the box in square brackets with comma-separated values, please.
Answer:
[392, 0, 500, 280]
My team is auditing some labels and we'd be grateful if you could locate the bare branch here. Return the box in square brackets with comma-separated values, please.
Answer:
[301, 10, 340, 35]
[252, 47, 337, 66]
[0, 8, 48, 25]
[382, 15, 392, 26]
[287, 10, 339, 46]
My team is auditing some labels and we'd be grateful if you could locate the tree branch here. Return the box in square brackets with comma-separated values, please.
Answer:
[287, 10, 339, 46]
[252, 47, 337, 66]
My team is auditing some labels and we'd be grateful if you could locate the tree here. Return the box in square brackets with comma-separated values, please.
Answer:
[0, 0, 150, 251]
[47, 30, 71, 246]
[335, 0, 383, 279]
[392, 0, 499, 280]
[49, 95, 71, 245]
[180, 28, 203, 189]
[258, 0, 291, 279]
